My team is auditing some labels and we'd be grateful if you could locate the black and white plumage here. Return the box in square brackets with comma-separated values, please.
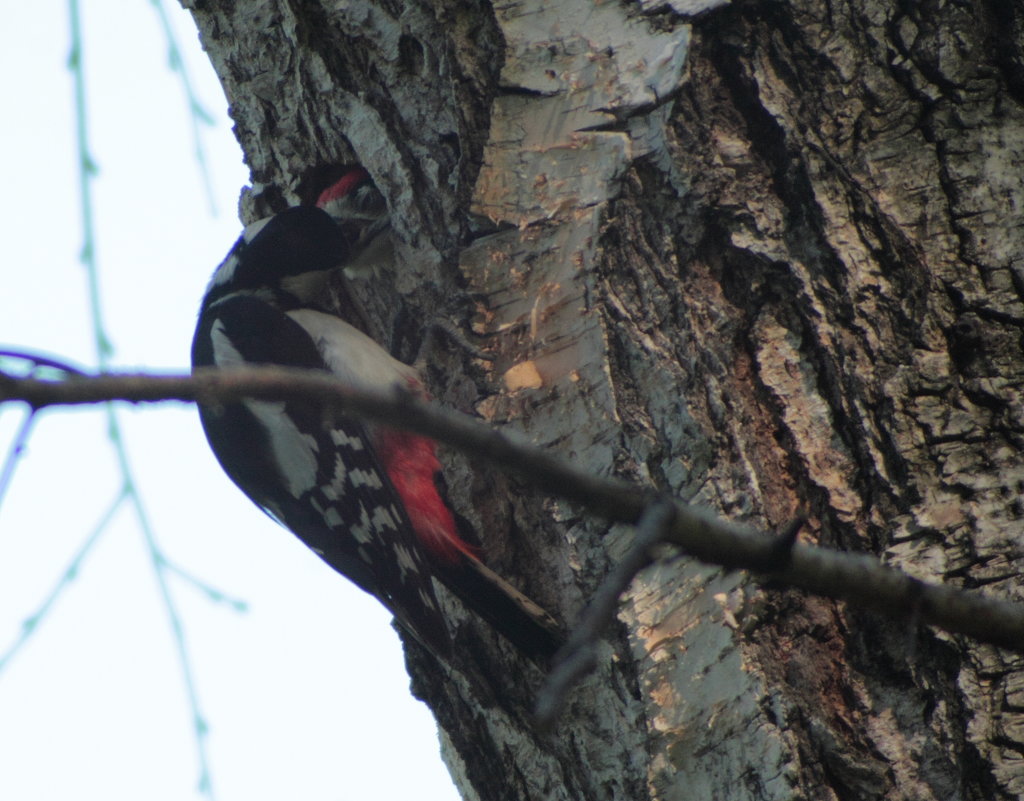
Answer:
[191, 171, 562, 661]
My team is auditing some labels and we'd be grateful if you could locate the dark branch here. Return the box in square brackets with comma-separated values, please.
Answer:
[2, 365, 1023, 652]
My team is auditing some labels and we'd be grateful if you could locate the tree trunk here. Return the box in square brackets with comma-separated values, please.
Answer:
[184, 0, 1024, 798]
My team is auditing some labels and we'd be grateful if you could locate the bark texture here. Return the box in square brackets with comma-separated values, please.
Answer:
[184, 0, 1024, 798]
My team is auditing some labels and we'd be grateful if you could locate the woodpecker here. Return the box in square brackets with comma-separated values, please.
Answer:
[191, 167, 561, 661]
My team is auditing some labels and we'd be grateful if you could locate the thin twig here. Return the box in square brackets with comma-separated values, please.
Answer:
[0, 487, 128, 671]
[765, 516, 805, 570]
[148, 0, 218, 215]
[535, 499, 676, 729]
[0, 409, 37, 511]
[0, 349, 87, 376]
[0, 351, 85, 508]
[160, 557, 249, 612]
[62, 5, 221, 792]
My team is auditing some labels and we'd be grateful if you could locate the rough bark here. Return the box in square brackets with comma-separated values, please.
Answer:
[184, 0, 1024, 798]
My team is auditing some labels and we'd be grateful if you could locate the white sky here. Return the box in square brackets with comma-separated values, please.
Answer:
[0, 5, 459, 800]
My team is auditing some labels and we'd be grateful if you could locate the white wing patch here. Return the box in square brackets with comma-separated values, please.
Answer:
[330, 428, 365, 450]
[393, 542, 417, 579]
[245, 399, 320, 497]
[308, 486, 343, 528]
[351, 504, 375, 544]
[371, 505, 400, 532]
[349, 468, 384, 489]
[322, 506, 343, 528]
[319, 455, 348, 501]
[211, 317, 319, 498]
[210, 319, 246, 366]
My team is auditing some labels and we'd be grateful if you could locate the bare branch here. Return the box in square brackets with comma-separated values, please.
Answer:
[2, 366, 1023, 652]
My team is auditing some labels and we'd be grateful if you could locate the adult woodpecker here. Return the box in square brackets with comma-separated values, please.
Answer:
[191, 167, 561, 661]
